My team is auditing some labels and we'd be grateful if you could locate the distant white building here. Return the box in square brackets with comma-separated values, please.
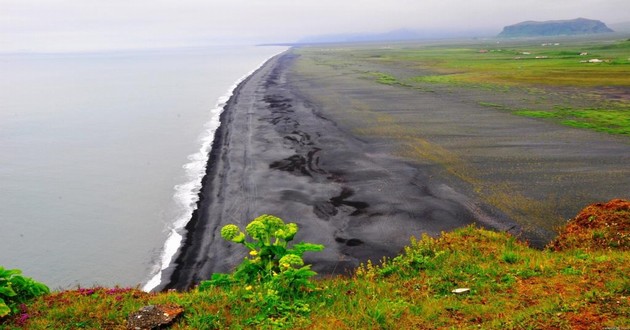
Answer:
[588, 59, 603, 63]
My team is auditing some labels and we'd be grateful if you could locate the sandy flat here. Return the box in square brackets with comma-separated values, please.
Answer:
[160, 51, 630, 290]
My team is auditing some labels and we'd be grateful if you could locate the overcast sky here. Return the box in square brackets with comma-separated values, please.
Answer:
[2, 0, 629, 52]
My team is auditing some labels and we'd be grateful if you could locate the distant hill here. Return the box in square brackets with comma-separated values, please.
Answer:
[498, 18, 614, 37]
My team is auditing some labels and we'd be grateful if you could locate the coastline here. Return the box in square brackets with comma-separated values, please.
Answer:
[152, 54, 284, 291]
[158, 52, 526, 291]
[143, 51, 288, 292]
[158, 46, 630, 291]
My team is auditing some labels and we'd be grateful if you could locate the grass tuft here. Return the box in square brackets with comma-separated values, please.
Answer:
[515, 108, 630, 135]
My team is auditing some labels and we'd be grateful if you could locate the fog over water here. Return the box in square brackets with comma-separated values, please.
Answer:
[0, 46, 286, 289]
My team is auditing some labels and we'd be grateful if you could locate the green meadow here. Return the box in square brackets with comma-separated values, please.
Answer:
[300, 37, 630, 136]
[405, 38, 630, 135]
[387, 40, 630, 87]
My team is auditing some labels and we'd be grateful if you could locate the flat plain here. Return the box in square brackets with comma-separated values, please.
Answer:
[289, 36, 630, 238]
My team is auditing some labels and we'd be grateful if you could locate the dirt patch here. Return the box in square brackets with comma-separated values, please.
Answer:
[548, 199, 630, 251]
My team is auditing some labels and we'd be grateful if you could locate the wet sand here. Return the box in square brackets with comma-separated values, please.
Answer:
[160, 51, 630, 291]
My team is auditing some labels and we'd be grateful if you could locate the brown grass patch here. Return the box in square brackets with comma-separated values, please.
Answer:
[548, 199, 630, 251]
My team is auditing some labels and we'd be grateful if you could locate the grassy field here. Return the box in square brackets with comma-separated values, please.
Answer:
[382, 40, 630, 87]
[514, 108, 630, 135]
[390, 38, 630, 135]
[296, 37, 630, 136]
[291, 39, 630, 236]
[1, 200, 628, 329]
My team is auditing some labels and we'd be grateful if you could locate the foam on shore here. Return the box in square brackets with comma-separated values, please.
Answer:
[142, 54, 282, 292]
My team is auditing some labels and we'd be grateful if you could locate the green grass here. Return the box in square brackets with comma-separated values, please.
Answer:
[2, 224, 628, 329]
[296, 38, 630, 89]
[409, 74, 512, 92]
[374, 39, 630, 88]
[296, 38, 630, 136]
[368, 71, 410, 86]
[478, 102, 506, 109]
[514, 108, 630, 135]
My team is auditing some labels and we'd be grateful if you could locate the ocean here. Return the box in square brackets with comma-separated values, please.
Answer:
[0, 45, 287, 290]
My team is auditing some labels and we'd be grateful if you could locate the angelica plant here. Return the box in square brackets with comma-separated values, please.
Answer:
[199, 215, 324, 324]
[203, 215, 323, 289]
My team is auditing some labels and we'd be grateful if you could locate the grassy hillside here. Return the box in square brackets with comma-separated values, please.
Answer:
[1, 200, 628, 329]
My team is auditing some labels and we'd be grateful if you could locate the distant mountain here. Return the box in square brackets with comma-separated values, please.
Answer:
[498, 18, 614, 37]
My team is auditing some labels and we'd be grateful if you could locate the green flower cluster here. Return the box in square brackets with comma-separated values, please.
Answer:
[244, 215, 296, 242]
[211, 214, 323, 280]
[245, 220, 267, 241]
[277, 223, 298, 241]
[279, 254, 304, 270]
[201, 215, 324, 326]
[221, 224, 245, 243]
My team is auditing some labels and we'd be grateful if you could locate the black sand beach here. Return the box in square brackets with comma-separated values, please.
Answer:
[160, 50, 630, 291]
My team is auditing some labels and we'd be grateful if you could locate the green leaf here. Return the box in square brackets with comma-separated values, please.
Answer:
[0, 286, 17, 297]
[33, 282, 50, 295]
[267, 245, 287, 257]
[0, 298, 10, 318]
[200, 273, 233, 290]
[0, 267, 21, 280]
[290, 242, 325, 255]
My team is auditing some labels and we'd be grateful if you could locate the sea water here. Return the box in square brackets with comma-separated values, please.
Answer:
[0, 45, 287, 290]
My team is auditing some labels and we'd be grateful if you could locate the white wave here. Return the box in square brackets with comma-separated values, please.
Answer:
[142, 53, 281, 292]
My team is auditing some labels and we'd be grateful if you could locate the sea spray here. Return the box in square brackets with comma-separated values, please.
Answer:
[142, 54, 282, 292]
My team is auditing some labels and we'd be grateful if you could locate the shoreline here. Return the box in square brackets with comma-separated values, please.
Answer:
[159, 43, 630, 291]
[155, 54, 281, 291]
[158, 52, 529, 291]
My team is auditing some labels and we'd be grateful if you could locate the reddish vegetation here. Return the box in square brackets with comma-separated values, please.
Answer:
[549, 199, 630, 251]
[2, 201, 628, 329]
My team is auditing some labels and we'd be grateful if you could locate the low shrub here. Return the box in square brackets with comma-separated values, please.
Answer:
[198, 215, 324, 326]
[0, 267, 49, 318]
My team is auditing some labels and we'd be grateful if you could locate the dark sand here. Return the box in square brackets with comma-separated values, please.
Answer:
[160, 51, 630, 291]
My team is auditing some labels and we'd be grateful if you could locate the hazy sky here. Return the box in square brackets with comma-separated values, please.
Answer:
[2, 0, 629, 52]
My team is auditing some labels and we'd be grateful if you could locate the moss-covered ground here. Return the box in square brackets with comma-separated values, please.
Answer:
[2, 200, 628, 329]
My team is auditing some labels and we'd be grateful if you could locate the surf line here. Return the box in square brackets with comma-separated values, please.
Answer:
[142, 52, 285, 292]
